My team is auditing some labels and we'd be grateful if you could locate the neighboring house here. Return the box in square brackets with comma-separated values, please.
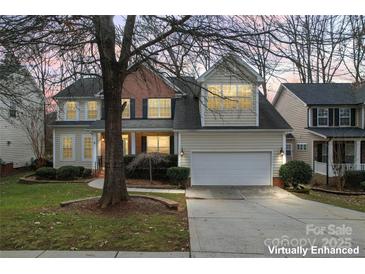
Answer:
[0, 60, 43, 168]
[51, 56, 291, 186]
[273, 83, 365, 178]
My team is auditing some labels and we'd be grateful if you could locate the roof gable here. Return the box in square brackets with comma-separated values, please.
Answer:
[197, 55, 264, 84]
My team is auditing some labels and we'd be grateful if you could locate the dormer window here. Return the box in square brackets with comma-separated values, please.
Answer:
[87, 101, 97, 120]
[207, 84, 253, 110]
[339, 108, 350, 126]
[122, 99, 130, 119]
[317, 108, 328, 126]
[65, 101, 77, 120]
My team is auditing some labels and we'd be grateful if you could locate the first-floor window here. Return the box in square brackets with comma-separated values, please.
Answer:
[146, 136, 170, 154]
[122, 134, 129, 155]
[286, 143, 292, 157]
[297, 143, 307, 152]
[62, 135, 75, 161]
[83, 135, 93, 160]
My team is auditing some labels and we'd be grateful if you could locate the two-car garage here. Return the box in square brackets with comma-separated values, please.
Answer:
[190, 151, 272, 186]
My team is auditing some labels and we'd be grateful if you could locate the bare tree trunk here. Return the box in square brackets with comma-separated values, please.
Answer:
[94, 16, 129, 207]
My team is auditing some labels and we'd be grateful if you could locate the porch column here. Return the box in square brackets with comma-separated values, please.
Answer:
[131, 132, 136, 155]
[174, 132, 178, 154]
[282, 133, 286, 164]
[92, 132, 98, 170]
[355, 140, 361, 170]
[328, 140, 333, 177]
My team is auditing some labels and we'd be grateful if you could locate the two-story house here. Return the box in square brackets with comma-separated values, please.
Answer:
[273, 83, 365, 179]
[51, 56, 291, 186]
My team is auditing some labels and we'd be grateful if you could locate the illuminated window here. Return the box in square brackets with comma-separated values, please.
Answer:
[122, 99, 130, 119]
[83, 135, 93, 160]
[87, 101, 97, 120]
[122, 134, 129, 155]
[206, 84, 253, 110]
[65, 101, 77, 120]
[148, 99, 171, 118]
[147, 136, 170, 154]
[62, 135, 74, 161]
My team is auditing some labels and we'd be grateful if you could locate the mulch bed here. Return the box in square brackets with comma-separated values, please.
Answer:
[126, 179, 177, 189]
[61, 197, 181, 217]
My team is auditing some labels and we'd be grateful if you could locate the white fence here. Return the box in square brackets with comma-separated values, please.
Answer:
[314, 161, 365, 177]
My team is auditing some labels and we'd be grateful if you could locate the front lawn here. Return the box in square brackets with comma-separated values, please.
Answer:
[293, 190, 365, 213]
[0, 172, 189, 251]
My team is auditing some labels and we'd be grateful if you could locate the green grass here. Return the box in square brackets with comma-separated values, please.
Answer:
[293, 190, 365, 213]
[0, 172, 189, 251]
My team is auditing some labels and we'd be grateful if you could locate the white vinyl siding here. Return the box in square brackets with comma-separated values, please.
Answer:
[178, 131, 283, 177]
[274, 87, 324, 167]
[200, 66, 258, 127]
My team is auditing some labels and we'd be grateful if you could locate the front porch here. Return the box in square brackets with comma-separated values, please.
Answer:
[92, 131, 178, 171]
[313, 140, 365, 177]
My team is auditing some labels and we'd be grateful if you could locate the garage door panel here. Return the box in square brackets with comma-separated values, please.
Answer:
[191, 152, 271, 186]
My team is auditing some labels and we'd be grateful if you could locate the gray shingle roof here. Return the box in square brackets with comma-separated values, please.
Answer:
[89, 119, 173, 130]
[282, 83, 361, 105]
[54, 78, 103, 98]
[307, 127, 365, 138]
[173, 88, 291, 130]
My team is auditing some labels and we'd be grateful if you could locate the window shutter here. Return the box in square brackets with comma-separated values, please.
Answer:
[142, 99, 148, 119]
[169, 135, 174, 155]
[171, 98, 176, 119]
[101, 100, 105, 120]
[334, 108, 339, 126]
[312, 108, 317, 127]
[329, 108, 334, 126]
[351, 108, 356, 126]
[130, 98, 135, 119]
[141, 136, 147, 153]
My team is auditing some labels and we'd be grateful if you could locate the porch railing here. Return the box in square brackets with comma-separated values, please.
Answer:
[314, 161, 365, 177]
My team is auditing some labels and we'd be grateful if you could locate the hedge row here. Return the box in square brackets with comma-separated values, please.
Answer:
[35, 166, 92, 180]
[344, 171, 365, 189]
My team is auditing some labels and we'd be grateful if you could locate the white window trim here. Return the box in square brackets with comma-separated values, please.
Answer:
[317, 108, 329, 127]
[64, 101, 79, 121]
[286, 143, 292, 156]
[296, 143, 308, 152]
[60, 134, 76, 161]
[81, 134, 93, 161]
[339, 108, 351, 127]
[85, 101, 99, 121]
[147, 98, 171, 119]
[206, 83, 254, 111]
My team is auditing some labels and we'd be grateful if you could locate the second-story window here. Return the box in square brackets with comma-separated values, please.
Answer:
[87, 101, 97, 120]
[317, 108, 328, 126]
[122, 99, 130, 119]
[339, 108, 350, 126]
[207, 84, 253, 110]
[148, 98, 171, 118]
[65, 101, 77, 120]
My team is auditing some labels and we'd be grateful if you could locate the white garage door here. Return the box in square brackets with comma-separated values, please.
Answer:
[191, 152, 271, 186]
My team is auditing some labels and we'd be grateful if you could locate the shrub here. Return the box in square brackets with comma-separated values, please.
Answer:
[125, 153, 178, 180]
[35, 167, 57, 179]
[57, 166, 81, 180]
[360, 181, 365, 191]
[75, 166, 85, 177]
[82, 168, 92, 178]
[344, 171, 365, 189]
[279, 160, 312, 188]
[166, 167, 190, 185]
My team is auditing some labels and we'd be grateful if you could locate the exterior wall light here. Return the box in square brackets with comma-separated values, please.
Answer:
[180, 148, 184, 157]
[279, 147, 284, 156]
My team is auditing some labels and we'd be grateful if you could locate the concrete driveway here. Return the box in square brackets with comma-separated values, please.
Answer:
[186, 186, 365, 258]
